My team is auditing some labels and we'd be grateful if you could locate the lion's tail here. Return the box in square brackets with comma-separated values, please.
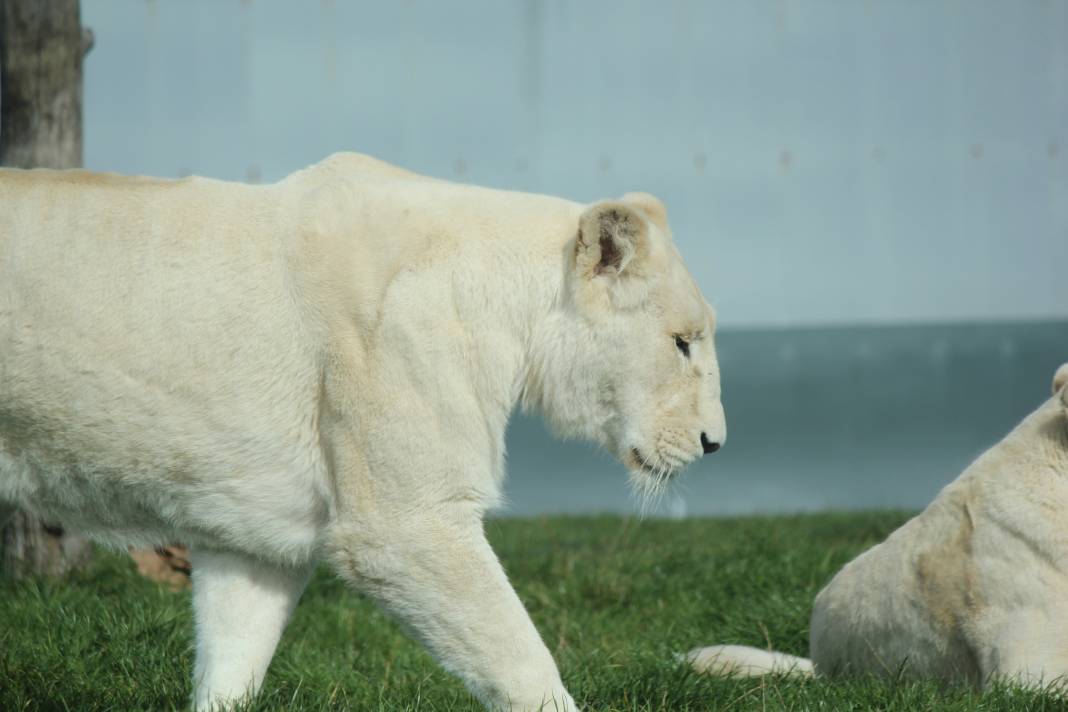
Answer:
[684, 644, 814, 679]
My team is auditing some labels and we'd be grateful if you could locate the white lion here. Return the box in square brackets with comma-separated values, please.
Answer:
[689, 363, 1068, 690]
[0, 153, 726, 711]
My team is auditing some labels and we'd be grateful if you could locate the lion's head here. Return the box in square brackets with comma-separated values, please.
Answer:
[524, 193, 725, 498]
[1054, 364, 1068, 417]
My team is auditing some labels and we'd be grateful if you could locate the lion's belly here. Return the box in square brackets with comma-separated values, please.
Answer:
[0, 369, 333, 564]
[1, 456, 332, 567]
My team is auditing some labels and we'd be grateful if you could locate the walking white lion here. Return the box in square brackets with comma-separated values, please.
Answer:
[689, 363, 1068, 690]
[0, 153, 726, 711]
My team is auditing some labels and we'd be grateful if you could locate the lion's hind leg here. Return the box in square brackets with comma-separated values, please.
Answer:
[190, 549, 311, 711]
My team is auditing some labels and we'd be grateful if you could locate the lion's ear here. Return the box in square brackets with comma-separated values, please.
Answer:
[575, 202, 650, 279]
[622, 192, 669, 232]
[1053, 363, 1068, 396]
[1053, 364, 1068, 422]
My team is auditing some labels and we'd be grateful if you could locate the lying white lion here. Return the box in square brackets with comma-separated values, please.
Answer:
[0, 153, 726, 711]
[689, 363, 1068, 689]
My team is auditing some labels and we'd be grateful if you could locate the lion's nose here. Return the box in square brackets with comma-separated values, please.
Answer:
[700, 432, 721, 454]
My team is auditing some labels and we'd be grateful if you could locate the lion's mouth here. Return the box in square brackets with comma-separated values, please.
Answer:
[630, 448, 676, 478]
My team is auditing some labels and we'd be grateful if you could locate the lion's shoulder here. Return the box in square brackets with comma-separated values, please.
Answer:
[286, 152, 440, 188]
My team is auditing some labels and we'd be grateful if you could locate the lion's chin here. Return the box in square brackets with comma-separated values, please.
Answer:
[627, 448, 682, 481]
[624, 450, 683, 510]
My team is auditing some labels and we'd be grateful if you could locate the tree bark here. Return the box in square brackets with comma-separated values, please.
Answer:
[0, 0, 93, 578]
[0, 0, 90, 166]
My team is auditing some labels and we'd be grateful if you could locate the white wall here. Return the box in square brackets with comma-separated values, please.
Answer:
[81, 0, 1068, 328]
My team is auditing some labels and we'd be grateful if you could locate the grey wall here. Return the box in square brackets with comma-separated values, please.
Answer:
[82, 0, 1067, 328]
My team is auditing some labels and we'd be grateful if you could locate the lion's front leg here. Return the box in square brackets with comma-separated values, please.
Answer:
[329, 512, 577, 711]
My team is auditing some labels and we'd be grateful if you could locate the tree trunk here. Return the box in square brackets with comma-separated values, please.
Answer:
[0, 0, 94, 578]
[0, 0, 92, 166]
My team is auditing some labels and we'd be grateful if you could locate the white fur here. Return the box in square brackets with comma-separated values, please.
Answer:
[192, 550, 311, 709]
[690, 365, 1068, 690]
[686, 645, 813, 678]
[0, 153, 725, 710]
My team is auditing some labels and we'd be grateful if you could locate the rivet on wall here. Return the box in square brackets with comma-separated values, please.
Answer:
[931, 339, 951, 362]
[693, 151, 707, 174]
[778, 149, 793, 172]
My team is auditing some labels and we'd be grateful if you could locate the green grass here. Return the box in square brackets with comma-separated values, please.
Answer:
[2, 513, 1065, 711]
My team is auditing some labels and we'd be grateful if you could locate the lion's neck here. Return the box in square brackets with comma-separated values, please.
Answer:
[300, 173, 581, 500]
[442, 232, 570, 447]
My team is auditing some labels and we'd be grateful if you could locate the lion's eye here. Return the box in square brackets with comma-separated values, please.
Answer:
[674, 335, 690, 358]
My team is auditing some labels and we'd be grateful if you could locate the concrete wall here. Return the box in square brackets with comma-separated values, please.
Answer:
[82, 0, 1067, 328]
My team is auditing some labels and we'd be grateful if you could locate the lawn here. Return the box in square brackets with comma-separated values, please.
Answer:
[1, 513, 1064, 711]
